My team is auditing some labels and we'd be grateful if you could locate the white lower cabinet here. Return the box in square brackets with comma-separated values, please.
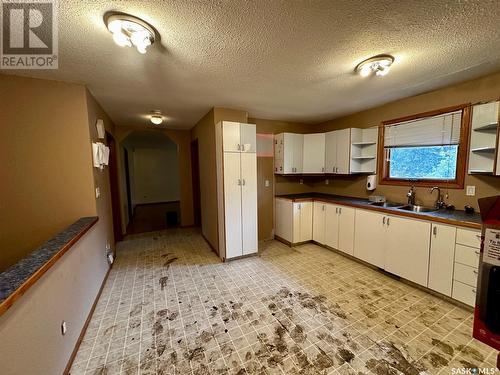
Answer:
[385, 216, 431, 287]
[428, 224, 456, 296]
[293, 202, 313, 243]
[452, 228, 481, 306]
[275, 198, 293, 242]
[354, 210, 431, 287]
[275, 199, 312, 244]
[353, 210, 386, 268]
[314, 203, 355, 255]
[312, 202, 326, 244]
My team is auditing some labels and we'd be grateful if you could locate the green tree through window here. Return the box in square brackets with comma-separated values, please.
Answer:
[389, 145, 458, 180]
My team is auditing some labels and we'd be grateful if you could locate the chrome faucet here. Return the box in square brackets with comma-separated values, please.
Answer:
[430, 186, 446, 209]
[407, 186, 416, 205]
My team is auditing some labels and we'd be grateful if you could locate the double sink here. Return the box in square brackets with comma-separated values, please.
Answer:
[369, 201, 439, 213]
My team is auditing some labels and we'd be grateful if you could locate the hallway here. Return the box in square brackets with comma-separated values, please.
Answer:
[69, 229, 496, 375]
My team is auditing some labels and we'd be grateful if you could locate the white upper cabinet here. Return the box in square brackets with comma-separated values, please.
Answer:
[275, 129, 355, 174]
[282, 133, 304, 174]
[303, 133, 325, 173]
[223, 122, 257, 153]
[240, 123, 257, 153]
[325, 129, 351, 174]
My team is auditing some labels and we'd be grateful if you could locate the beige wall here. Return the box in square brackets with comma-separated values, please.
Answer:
[0, 75, 114, 374]
[85, 89, 117, 251]
[311, 71, 500, 209]
[0, 225, 109, 375]
[0, 74, 97, 271]
[191, 108, 248, 250]
[115, 127, 194, 229]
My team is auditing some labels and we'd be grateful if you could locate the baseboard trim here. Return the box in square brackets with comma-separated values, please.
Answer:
[63, 265, 112, 375]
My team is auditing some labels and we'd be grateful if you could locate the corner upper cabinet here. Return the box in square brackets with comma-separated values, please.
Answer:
[325, 128, 351, 174]
[350, 127, 378, 174]
[468, 101, 499, 175]
[274, 133, 303, 174]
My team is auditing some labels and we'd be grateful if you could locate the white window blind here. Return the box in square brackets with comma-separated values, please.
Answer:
[384, 110, 462, 147]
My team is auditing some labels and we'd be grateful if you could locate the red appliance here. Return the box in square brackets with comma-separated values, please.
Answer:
[473, 196, 500, 369]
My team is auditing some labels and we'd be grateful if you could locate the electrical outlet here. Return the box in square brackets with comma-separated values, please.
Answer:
[299, 179, 303, 185]
[106, 243, 111, 250]
[95, 187, 100, 198]
[325, 179, 329, 185]
[466, 186, 476, 196]
[265, 180, 270, 187]
[61, 321, 67, 335]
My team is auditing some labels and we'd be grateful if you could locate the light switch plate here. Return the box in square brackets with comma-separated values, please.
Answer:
[265, 180, 270, 187]
[325, 179, 329, 185]
[466, 186, 476, 196]
[95, 187, 100, 198]
[299, 179, 303, 185]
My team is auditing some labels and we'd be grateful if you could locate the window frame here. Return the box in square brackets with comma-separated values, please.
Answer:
[377, 104, 471, 189]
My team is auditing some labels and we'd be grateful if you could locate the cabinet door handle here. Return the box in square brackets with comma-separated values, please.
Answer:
[387, 217, 390, 226]
[475, 250, 480, 255]
[383, 217, 386, 225]
[241, 144, 245, 152]
[242, 179, 246, 186]
[335, 207, 338, 214]
[237, 179, 241, 185]
[433, 226, 437, 236]
[473, 269, 478, 275]
[472, 289, 476, 294]
[298, 204, 301, 210]
[476, 234, 482, 240]
[322, 205, 325, 211]
[332, 166, 335, 172]
[339, 207, 342, 215]
[237, 144, 241, 151]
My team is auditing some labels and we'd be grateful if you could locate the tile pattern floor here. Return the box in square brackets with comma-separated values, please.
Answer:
[70, 228, 498, 375]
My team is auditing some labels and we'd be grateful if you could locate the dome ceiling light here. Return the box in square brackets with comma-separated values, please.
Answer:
[355, 55, 395, 77]
[150, 111, 163, 125]
[105, 14, 155, 54]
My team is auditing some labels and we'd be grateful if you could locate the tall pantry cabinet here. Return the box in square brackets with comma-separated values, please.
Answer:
[216, 121, 258, 261]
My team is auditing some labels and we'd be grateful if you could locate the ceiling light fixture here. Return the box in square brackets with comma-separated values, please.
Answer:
[150, 111, 163, 125]
[105, 14, 155, 54]
[355, 55, 394, 77]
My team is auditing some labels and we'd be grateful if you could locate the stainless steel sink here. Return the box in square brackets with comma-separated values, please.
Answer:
[398, 204, 439, 213]
[369, 201, 405, 208]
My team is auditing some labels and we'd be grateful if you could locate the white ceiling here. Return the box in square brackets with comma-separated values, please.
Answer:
[4, 0, 500, 129]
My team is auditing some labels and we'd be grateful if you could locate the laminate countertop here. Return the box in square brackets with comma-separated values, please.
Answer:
[0, 216, 98, 315]
[276, 193, 482, 230]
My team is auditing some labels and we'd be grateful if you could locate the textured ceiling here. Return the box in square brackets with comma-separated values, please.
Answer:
[4, 0, 500, 129]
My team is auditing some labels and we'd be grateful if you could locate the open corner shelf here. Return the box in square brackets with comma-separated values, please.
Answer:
[470, 147, 496, 153]
[473, 123, 498, 131]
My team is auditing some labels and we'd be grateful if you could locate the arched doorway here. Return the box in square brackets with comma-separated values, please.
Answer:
[120, 131, 181, 234]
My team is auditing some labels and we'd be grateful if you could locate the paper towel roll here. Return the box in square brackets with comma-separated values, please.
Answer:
[366, 175, 377, 191]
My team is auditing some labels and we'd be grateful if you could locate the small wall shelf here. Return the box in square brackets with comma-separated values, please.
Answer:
[474, 123, 498, 132]
[350, 127, 378, 174]
[468, 101, 499, 175]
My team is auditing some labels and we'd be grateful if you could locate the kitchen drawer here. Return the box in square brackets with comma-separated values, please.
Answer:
[455, 244, 480, 268]
[453, 262, 479, 287]
[456, 228, 481, 248]
[452, 280, 476, 307]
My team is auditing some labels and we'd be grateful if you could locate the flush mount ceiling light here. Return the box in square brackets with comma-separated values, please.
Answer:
[355, 55, 394, 77]
[105, 14, 155, 54]
[150, 111, 163, 125]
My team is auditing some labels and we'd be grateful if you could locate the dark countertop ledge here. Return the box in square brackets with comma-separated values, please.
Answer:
[0, 216, 99, 315]
[276, 193, 482, 229]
